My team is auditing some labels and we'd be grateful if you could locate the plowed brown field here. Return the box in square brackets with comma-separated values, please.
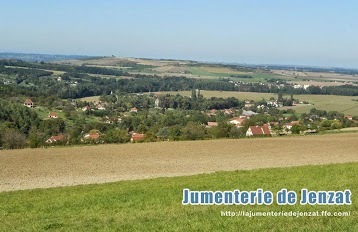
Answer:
[1, 133, 358, 192]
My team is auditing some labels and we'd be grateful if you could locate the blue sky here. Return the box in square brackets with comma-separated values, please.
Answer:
[0, 0, 357, 68]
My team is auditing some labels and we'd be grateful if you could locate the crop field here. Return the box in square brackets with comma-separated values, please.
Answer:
[1, 133, 358, 192]
[159, 91, 358, 115]
[0, 162, 357, 231]
[272, 69, 358, 83]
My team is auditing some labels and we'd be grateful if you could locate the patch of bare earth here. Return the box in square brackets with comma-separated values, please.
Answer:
[1, 133, 358, 192]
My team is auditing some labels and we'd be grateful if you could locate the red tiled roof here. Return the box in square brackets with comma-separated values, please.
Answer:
[131, 133, 144, 141]
[46, 134, 64, 143]
[286, 121, 300, 127]
[24, 99, 33, 104]
[249, 126, 271, 135]
[85, 133, 99, 139]
[48, 112, 58, 117]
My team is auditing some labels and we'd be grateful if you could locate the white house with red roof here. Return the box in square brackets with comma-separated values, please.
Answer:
[48, 112, 58, 118]
[206, 122, 218, 128]
[24, 99, 34, 108]
[131, 133, 145, 142]
[285, 121, 300, 130]
[229, 117, 246, 127]
[130, 107, 138, 113]
[46, 135, 64, 143]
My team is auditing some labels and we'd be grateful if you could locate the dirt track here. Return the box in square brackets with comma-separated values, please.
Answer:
[1, 133, 358, 192]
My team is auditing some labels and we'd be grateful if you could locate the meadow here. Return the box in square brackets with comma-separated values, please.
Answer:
[0, 162, 356, 231]
[159, 90, 358, 116]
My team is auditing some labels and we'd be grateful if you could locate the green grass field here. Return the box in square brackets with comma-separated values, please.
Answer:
[0, 163, 356, 231]
[159, 91, 358, 116]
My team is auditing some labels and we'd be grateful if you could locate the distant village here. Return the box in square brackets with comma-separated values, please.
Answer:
[21, 90, 358, 146]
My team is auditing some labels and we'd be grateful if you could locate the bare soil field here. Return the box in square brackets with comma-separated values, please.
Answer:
[1, 133, 358, 192]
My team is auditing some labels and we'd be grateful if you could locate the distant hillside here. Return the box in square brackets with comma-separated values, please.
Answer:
[0, 52, 99, 62]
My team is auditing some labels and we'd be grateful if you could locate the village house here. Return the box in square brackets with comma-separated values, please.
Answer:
[24, 99, 34, 108]
[223, 109, 233, 115]
[345, 115, 353, 120]
[131, 133, 145, 142]
[48, 112, 58, 118]
[241, 110, 258, 117]
[207, 109, 217, 116]
[154, 95, 161, 108]
[130, 107, 138, 113]
[244, 100, 255, 108]
[96, 104, 106, 110]
[206, 122, 218, 128]
[285, 121, 300, 130]
[246, 125, 271, 137]
[82, 106, 90, 111]
[270, 122, 280, 127]
[229, 117, 246, 127]
[84, 132, 100, 140]
[46, 135, 64, 143]
[267, 100, 281, 108]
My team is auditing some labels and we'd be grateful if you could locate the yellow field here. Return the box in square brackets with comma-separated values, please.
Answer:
[272, 69, 358, 83]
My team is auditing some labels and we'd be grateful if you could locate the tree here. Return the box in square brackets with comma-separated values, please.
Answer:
[181, 122, 206, 140]
[104, 129, 129, 143]
[291, 125, 301, 134]
[29, 128, 45, 148]
[1, 128, 26, 149]
[156, 127, 169, 140]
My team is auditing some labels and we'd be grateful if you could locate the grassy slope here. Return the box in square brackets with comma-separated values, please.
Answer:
[0, 163, 356, 231]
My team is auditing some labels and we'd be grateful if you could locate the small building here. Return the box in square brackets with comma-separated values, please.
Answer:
[82, 106, 90, 111]
[241, 110, 258, 117]
[84, 132, 100, 140]
[130, 107, 138, 113]
[207, 109, 217, 116]
[96, 105, 106, 110]
[345, 115, 353, 120]
[246, 126, 271, 137]
[285, 121, 300, 130]
[131, 133, 145, 142]
[244, 100, 255, 108]
[206, 122, 218, 128]
[229, 117, 246, 127]
[24, 99, 34, 108]
[46, 135, 64, 143]
[223, 109, 233, 115]
[154, 95, 161, 108]
[48, 112, 58, 118]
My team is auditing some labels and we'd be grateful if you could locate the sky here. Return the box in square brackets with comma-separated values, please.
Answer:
[0, 0, 357, 68]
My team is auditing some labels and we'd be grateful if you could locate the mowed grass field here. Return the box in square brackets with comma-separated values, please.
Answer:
[79, 96, 101, 102]
[159, 91, 358, 116]
[0, 162, 357, 231]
